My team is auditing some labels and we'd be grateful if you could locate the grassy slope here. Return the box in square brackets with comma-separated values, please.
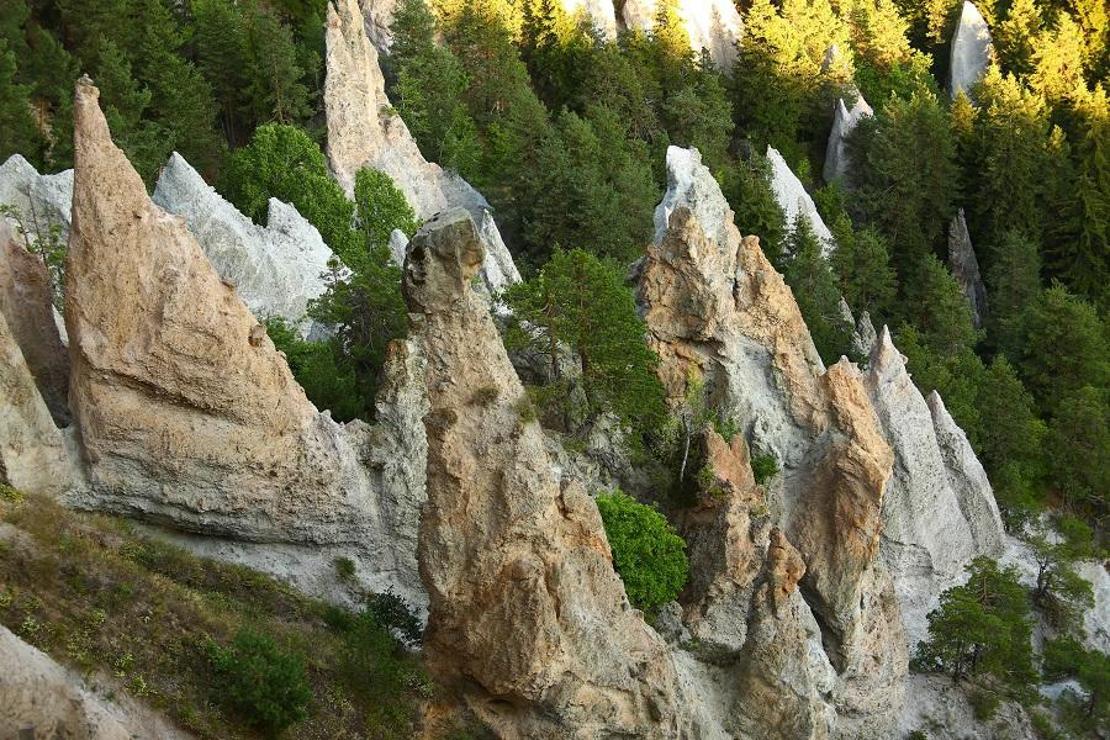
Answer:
[0, 485, 429, 739]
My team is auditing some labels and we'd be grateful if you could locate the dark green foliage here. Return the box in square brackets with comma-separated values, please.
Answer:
[207, 628, 312, 734]
[519, 107, 658, 264]
[1028, 517, 1096, 632]
[503, 249, 666, 436]
[974, 357, 1046, 528]
[1043, 636, 1110, 732]
[830, 220, 898, 323]
[365, 589, 423, 646]
[720, 153, 787, 264]
[780, 218, 856, 364]
[0, 39, 40, 165]
[308, 168, 416, 415]
[913, 557, 1037, 694]
[595, 490, 688, 613]
[899, 254, 979, 357]
[1014, 285, 1108, 415]
[219, 124, 358, 256]
[265, 318, 367, 423]
[985, 229, 1043, 357]
[751, 454, 779, 485]
[849, 91, 959, 276]
[1045, 386, 1109, 515]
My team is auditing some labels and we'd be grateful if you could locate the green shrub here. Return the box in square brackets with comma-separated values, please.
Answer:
[967, 686, 1001, 721]
[595, 491, 688, 613]
[751, 454, 779, 485]
[207, 628, 312, 734]
[333, 556, 356, 583]
[366, 589, 422, 646]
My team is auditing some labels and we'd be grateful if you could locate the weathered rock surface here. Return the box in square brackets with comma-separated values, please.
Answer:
[0, 221, 69, 424]
[0, 624, 191, 740]
[152, 152, 335, 336]
[64, 78, 426, 608]
[640, 146, 905, 736]
[620, 0, 744, 69]
[407, 207, 704, 736]
[325, 0, 520, 297]
[948, 208, 988, 329]
[898, 673, 1034, 739]
[358, 0, 401, 51]
[824, 96, 873, 185]
[0, 310, 72, 496]
[0, 154, 73, 243]
[949, 1, 992, 98]
[767, 145, 835, 255]
[864, 327, 1004, 647]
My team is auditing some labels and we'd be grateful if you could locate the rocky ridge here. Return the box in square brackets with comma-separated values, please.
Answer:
[152, 152, 336, 338]
[324, 0, 521, 297]
[0, 153, 73, 243]
[61, 78, 427, 608]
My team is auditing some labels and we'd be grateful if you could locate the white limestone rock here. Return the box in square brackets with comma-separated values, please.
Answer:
[153, 152, 335, 337]
[0, 154, 73, 243]
[325, 0, 520, 297]
[948, 208, 988, 329]
[823, 95, 873, 184]
[767, 145, 835, 256]
[358, 0, 400, 51]
[949, 1, 992, 98]
[856, 310, 878, 358]
[620, 0, 743, 69]
[865, 327, 1004, 648]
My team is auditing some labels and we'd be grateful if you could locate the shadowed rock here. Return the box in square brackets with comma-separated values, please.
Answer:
[948, 208, 988, 329]
[824, 96, 873, 185]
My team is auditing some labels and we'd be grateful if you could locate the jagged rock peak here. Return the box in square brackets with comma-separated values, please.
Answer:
[0, 220, 69, 425]
[324, 0, 520, 296]
[620, 0, 744, 69]
[0, 154, 73, 243]
[824, 95, 873, 185]
[0, 308, 72, 497]
[64, 79, 427, 607]
[406, 207, 702, 736]
[865, 326, 1005, 647]
[949, 1, 992, 98]
[948, 208, 988, 329]
[152, 152, 335, 337]
[767, 145, 835, 255]
[358, 0, 400, 51]
[642, 146, 905, 736]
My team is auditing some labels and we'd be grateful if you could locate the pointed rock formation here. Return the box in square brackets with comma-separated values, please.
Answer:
[767, 146, 835, 255]
[620, 0, 743, 69]
[640, 146, 905, 735]
[824, 95, 873, 185]
[406, 208, 696, 736]
[324, 0, 520, 297]
[152, 152, 335, 337]
[949, 1, 991, 98]
[948, 208, 988, 329]
[64, 78, 426, 606]
[0, 221, 69, 424]
[0, 309, 71, 496]
[0, 154, 73, 243]
[865, 327, 1004, 647]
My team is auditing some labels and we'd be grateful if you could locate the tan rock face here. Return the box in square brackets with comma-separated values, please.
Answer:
[0, 221, 69, 424]
[641, 146, 905, 736]
[0, 309, 71, 496]
[62, 80, 425, 609]
[407, 208, 686, 737]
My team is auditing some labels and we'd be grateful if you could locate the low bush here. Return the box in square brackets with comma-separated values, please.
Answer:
[751, 453, 779, 484]
[206, 628, 312, 734]
[595, 490, 688, 613]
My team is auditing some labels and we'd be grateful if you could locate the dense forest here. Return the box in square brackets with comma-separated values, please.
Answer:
[0, 0, 1107, 733]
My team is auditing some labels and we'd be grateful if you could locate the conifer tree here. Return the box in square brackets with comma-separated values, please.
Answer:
[0, 40, 38, 164]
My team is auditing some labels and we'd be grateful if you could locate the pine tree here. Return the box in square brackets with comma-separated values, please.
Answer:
[193, 0, 250, 143]
[0, 40, 38, 164]
[781, 218, 856, 364]
[244, 5, 312, 126]
[995, 0, 1043, 76]
[830, 222, 898, 321]
[503, 249, 666, 435]
[1046, 386, 1108, 515]
[985, 229, 1043, 358]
